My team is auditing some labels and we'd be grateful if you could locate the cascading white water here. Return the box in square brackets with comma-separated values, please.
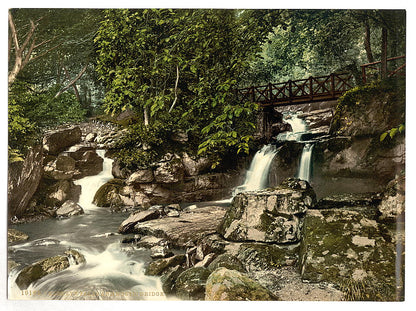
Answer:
[9, 149, 168, 300]
[277, 113, 308, 141]
[233, 144, 278, 195]
[74, 149, 114, 211]
[297, 143, 314, 182]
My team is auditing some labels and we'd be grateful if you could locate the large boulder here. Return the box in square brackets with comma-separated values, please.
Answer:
[207, 254, 246, 273]
[75, 150, 104, 178]
[218, 178, 316, 243]
[134, 205, 227, 248]
[8, 145, 43, 218]
[43, 155, 76, 180]
[43, 126, 82, 155]
[299, 205, 403, 301]
[45, 180, 81, 207]
[93, 179, 124, 207]
[8, 228, 29, 244]
[55, 200, 84, 217]
[205, 267, 276, 301]
[173, 267, 211, 300]
[15, 250, 85, 289]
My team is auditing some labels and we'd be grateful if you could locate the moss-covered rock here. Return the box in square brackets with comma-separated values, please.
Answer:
[207, 253, 246, 273]
[8, 228, 29, 244]
[299, 206, 403, 301]
[93, 178, 124, 207]
[205, 267, 276, 301]
[237, 243, 299, 272]
[218, 178, 315, 243]
[146, 254, 186, 276]
[160, 265, 186, 295]
[15, 255, 70, 289]
[173, 267, 212, 300]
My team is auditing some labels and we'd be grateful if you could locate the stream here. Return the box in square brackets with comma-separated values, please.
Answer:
[8, 151, 166, 300]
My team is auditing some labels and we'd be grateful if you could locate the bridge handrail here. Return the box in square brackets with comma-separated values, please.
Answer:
[361, 55, 406, 83]
[236, 72, 354, 106]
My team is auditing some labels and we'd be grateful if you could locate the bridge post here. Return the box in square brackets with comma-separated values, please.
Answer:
[309, 76, 313, 100]
[330, 73, 335, 98]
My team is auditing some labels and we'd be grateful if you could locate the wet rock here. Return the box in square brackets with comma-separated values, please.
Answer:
[150, 245, 174, 259]
[136, 236, 165, 248]
[8, 145, 43, 218]
[207, 253, 246, 273]
[15, 255, 70, 289]
[205, 267, 276, 301]
[121, 235, 141, 244]
[218, 178, 316, 243]
[75, 150, 104, 178]
[118, 209, 161, 234]
[43, 126, 82, 155]
[237, 243, 299, 272]
[55, 200, 84, 217]
[93, 179, 124, 207]
[174, 267, 212, 300]
[126, 170, 154, 184]
[161, 265, 186, 295]
[8, 228, 29, 244]
[146, 254, 186, 276]
[64, 249, 86, 264]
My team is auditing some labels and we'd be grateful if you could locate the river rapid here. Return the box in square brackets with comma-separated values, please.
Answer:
[8, 151, 166, 300]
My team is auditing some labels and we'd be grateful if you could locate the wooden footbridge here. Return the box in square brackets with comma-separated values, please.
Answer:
[237, 55, 405, 108]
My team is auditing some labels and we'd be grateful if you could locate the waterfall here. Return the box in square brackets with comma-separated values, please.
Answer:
[233, 144, 278, 195]
[297, 143, 314, 182]
[277, 113, 308, 141]
[74, 150, 114, 211]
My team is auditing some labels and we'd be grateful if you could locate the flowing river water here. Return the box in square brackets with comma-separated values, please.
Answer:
[8, 151, 166, 300]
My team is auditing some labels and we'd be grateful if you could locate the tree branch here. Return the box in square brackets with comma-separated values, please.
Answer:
[168, 65, 179, 113]
[54, 64, 88, 98]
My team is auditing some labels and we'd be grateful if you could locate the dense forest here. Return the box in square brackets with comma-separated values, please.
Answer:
[8, 9, 405, 166]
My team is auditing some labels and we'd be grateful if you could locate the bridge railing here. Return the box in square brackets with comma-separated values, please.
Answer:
[236, 72, 354, 106]
[361, 55, 406, 84]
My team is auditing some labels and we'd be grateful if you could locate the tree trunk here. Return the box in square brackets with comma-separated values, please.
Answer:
[381, 27, 388, 79]
[364, 19, 374, 63]
[144, 107, 149, 126]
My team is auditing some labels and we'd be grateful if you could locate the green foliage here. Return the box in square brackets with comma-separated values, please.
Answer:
[8, 80, 86, 159]
[246, 9, 406, 85]
[94, 9, 282, 167]
[380, 124, 405, 141]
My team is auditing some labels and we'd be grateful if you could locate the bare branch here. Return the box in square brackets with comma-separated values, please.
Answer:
[8, 11, 20, 52]
[20, 20, 37, 52]
[168, 65, 180, 113]
[54, 64, 88, 98]
[30, 43, 62, 62]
